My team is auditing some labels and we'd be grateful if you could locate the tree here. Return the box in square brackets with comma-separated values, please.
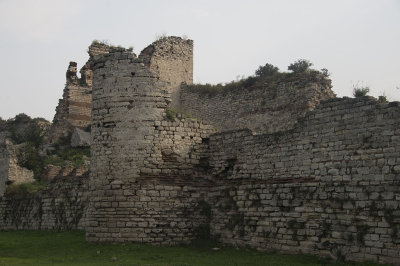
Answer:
[288, 59, 313, 73]
[255, 63, 279, 77]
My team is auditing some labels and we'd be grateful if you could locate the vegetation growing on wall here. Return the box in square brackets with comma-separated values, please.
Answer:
[353, 86, 370, 97]
[187, 60, 330, 96]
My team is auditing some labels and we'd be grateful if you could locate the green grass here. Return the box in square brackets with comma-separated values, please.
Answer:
[0, 231, 383, 266]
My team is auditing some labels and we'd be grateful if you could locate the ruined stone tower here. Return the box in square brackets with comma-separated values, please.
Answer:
[139, 37, 193, 109]
[86, 38, 215, 243]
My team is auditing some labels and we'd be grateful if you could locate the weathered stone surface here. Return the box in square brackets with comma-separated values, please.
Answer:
[71, 128, 91, 147]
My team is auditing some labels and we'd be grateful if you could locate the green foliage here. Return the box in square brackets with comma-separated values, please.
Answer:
[5, 181, 45, 196]
[165, 108, 177, 121]
[378, 95, 388, 103]
[288, 59, 313, 73]
[55, 147, 90, 166]
[187, 59, 330, 97]
[7, 114, 46, 147]
[255, 63, 279, 77]
[42, 146, 90, 167]
[165, 108, 193, 121]
[16, 143, 43, 179]
[353, 86, 370, 97]
[13, 113, 32, 123]
[188, 76, 259, 96]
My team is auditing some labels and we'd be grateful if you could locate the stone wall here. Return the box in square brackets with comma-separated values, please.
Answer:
[0, 170, 89, 230]
[49, 43, 110, 141]
[179, 74, 335, 134]
[139, 36, 193, 109]
[87, 46, 216, 243]
[205, 97, 400, 264]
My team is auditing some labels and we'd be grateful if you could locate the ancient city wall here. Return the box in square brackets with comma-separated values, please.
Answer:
[206, 97, 400, 264]
[1, 37, 399, 264]
[0, 171, 89, 230]
[179, 74, 335, 134]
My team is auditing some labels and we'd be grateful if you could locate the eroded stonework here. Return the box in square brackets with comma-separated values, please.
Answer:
[49, 43, 110, 141]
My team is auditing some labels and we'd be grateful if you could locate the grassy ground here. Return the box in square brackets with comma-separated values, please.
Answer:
[0, 231, 384, 266]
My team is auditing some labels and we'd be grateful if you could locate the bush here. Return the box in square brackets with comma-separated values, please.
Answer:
[288, 59, 313, 73]
[378, 95, 388, 103]
[16, 143, 44, 179]
[242, 76, 257, 87]
[255, 63, 279, 77]
[353, 86, 370, 97]
[14, 113, 32, 123]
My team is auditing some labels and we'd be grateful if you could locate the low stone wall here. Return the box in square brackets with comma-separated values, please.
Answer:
[0, 173, 89, 230]
[205, 97, 400, 264]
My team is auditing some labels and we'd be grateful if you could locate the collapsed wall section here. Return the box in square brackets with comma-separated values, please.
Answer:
[179, 74, 335, 134]
[87, 47, 215, 243]
[206, 97, 400, 264]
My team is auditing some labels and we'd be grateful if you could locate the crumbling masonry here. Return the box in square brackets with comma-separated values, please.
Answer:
[50, 43, 110, 141]
[1, 37, 399, 264]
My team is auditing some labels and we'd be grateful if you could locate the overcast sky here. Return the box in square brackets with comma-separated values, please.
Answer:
[0, 0, 399, 121]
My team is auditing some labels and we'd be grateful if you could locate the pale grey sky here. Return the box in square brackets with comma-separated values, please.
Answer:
[0, 0, 399, 121]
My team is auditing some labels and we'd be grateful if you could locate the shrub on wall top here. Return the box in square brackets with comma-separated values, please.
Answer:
[288, 59, 313, 73]
[353, 86, 370, 97]
[255, 63, 279, 77]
